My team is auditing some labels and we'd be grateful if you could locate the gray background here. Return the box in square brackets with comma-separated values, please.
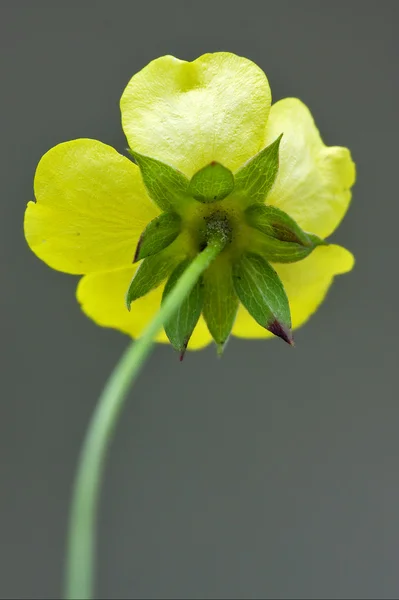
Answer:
[1, 1, 398, 598]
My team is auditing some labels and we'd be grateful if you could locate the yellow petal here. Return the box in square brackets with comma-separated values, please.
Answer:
[265, 99, 356, 238]
[120, 53, 271, 178]
[77, 267, 212, 350]
[232, 244, 354, 339]
[24, 139, 158, 274]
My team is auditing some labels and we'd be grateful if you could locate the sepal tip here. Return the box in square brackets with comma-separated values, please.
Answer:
[267, 319, 294, 346]
[216, 341, 226, 357]
[133, 238, 142, 263]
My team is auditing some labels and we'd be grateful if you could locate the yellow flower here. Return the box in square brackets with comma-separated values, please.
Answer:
[24, 52, 355, 351]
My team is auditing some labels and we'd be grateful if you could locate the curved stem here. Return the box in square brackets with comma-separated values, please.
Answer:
[65, 240, 224, 600]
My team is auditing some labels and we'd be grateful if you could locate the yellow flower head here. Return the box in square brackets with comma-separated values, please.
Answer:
[24, 53, 355, 353]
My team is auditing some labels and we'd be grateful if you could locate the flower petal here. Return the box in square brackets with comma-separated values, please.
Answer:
[24, 139, 159, 274]
[265, 99, 355, 238]
[120, 53, 271, 178]
[77, 267, 212, 350]
[232, 244, 354, 339]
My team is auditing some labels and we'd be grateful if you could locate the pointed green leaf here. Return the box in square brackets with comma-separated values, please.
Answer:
[134, 212, 182, 262]
[245, 204, 326, 263]
[162, 259, 204, 357]
[234, 134, 283, 204]
[188, 162, 234, 203]
[203, 258, 238, 350]
[126, 248, 181, 308]
[232, 252, 293, 344]
[129, 149, 190, 211]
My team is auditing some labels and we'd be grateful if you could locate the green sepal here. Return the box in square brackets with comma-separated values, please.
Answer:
[232, 252, 293, 345]
[162, 259, 204, 358]
[234, 134, 283, 204]
[202, 257, 239, 352]
[128, 149, 190, 211]
[188, 161, 234, 203]
[245, 204, 324, 246]
[134, 212, 182, 262]
[126, 248, 181, 309]
[245, 204, 326, 263]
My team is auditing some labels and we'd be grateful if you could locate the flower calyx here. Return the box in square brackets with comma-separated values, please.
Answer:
[127, 136, 327, 354]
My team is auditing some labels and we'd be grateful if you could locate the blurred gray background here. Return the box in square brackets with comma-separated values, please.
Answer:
[1, 1, 398, 598]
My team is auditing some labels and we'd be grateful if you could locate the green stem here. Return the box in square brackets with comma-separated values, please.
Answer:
[65, 240, 224, 600]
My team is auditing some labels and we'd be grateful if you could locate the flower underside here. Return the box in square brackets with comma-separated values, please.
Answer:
[126, 141, 328, 355]
[24, 52, 355, 354]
